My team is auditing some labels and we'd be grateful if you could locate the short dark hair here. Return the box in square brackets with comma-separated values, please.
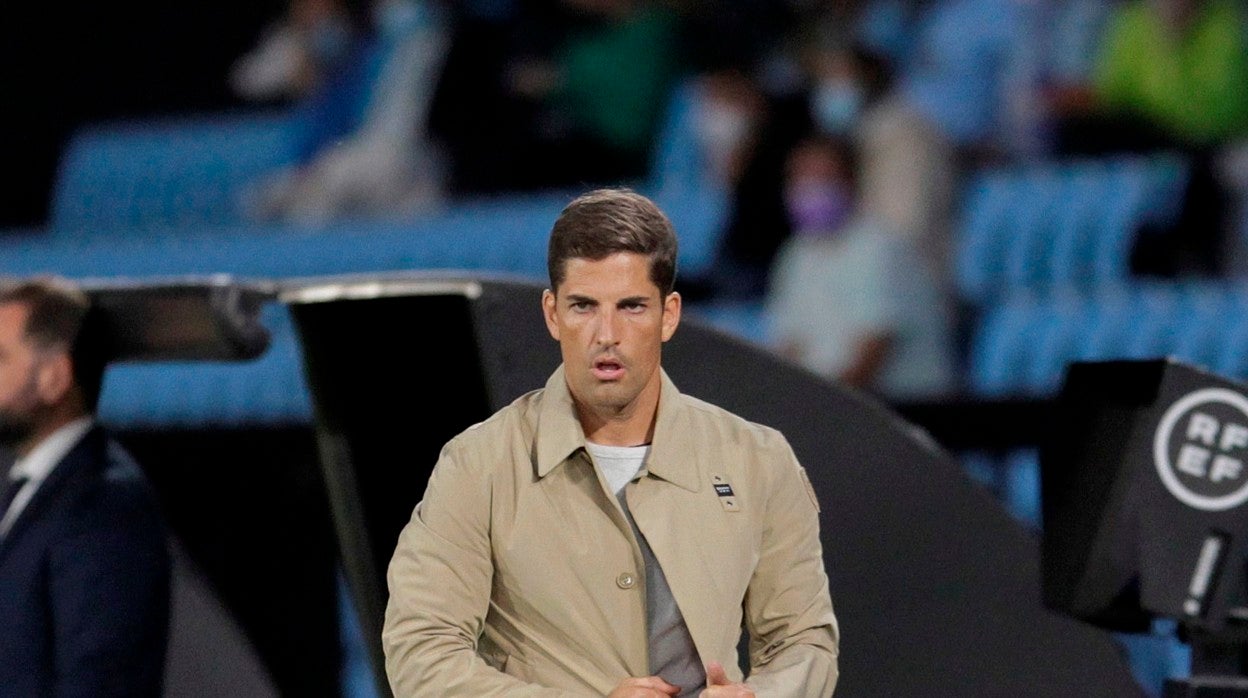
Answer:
[548, 188, 679, 295]
[0, 277, 109, 411]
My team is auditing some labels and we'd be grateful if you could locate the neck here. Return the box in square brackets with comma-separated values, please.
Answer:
[577, 384, 661, 447]
[577, 402, 657, 446]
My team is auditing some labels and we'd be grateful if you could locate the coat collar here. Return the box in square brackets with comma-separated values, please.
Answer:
[0, 425, 108, 557]
[535, 365, 701, 493]
[9, 417, 95, 487]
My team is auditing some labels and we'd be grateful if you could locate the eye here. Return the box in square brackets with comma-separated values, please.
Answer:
[570, 301, 592, 312]
[621, 301, 647, 313]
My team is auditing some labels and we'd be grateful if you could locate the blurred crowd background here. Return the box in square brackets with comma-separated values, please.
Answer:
[7, 0, 1248, 400]
[5, 0, 1248, 694]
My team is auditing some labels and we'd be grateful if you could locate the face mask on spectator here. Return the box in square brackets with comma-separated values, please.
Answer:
[785, 179, 854, 234]
[811, 80, 864, 135]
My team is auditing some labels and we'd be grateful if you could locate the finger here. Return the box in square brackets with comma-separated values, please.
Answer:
[625, 675, 681, 694]
[706, 660, 730, 686]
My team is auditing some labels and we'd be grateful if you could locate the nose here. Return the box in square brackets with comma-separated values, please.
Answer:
[594, 307, 621, 347]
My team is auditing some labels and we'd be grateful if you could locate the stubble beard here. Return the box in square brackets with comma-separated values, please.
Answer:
[591, 384, 634, 415]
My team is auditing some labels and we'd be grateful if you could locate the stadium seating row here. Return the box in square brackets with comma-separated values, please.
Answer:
[968, 281, 1248, 398]
[42, 77, 721, 241]
[4, 77, 1222, 435]
[2, 79, 730, 430]
[50, 111, 306, 235]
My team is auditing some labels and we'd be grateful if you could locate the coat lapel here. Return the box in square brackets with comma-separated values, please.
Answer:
[0, 428, 105, 561]
[626, 374, 740, 670]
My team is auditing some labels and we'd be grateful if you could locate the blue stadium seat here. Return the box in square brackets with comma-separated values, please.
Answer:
[1212, 284, 1248, 382]
[954, 171, 1017, 303]
[967, 291, 1049, 397]
[1164, 283, 1228, 370]
[1002, 166, 1063, 292]
[1073, 285, 1136, 361]
[1048, 160, 1117, 287]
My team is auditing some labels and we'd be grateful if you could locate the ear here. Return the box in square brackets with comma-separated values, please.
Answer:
[661, 291, 681, 342]
[35, 351, 74, 405]
[542, 289, 561, 341]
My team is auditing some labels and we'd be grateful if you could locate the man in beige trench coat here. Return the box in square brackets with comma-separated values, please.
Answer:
[383, 188, 839, 697]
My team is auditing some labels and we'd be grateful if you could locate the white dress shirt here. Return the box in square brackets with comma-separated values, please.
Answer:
[0, 417, 95, 538]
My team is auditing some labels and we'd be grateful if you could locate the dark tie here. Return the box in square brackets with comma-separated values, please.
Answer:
[0, 476, 28, 523]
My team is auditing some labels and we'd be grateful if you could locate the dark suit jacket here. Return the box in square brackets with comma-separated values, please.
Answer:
[0, 426, 170, 697]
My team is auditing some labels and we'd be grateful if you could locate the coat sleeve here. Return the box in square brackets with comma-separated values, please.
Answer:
[49, 487, 171, 698]
[382, 439, 587, 697]
[742, 437, 840, 697]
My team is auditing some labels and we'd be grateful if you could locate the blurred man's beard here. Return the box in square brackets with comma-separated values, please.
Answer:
[0, 410, 35, 450]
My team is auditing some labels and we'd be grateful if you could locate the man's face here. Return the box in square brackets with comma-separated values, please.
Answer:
[0, 303, 43, 448]
[543, 252, 681, 423]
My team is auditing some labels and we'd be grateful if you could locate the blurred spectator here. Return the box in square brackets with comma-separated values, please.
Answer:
[813, 0, 994, 284]
[243, 0, 451, 224]
[674, 2, 844, 303]
[1056, 0, 1248, 278]
[429, 0, 681, 195]
[0, 278, 170, 695]
[535, 0, 681, 183]
[766, 134, 957, 400]
[837, 0, 1112, 276]
[691, 68, 768, 186]
[685, 65, 813, 300]
[423, 0, 550, 195]
[799, 31, 958, 274]
[1095, 0, 1248, 149]
[230, 0, 372, 103]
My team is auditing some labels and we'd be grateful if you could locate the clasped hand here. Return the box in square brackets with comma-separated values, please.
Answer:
[606, 661, 755, 697]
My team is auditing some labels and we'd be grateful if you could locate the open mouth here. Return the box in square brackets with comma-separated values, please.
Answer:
[591, 357, 625, 381]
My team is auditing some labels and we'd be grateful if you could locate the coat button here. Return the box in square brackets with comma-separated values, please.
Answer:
[616, 572, 637, 589]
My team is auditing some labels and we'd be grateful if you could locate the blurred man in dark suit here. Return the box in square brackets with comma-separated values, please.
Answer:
[0, 277, 170, 696]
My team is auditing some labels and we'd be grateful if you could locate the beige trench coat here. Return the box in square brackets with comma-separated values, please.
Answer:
[383, 367, 839, 696]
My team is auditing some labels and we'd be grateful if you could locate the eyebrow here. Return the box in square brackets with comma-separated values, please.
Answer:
[563, 294, 652, 307]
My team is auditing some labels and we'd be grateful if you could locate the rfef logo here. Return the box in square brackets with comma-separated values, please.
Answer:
[1154, 388, 1248, 512]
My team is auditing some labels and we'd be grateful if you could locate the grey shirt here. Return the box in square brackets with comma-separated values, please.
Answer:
[587, 442, 705, 696]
